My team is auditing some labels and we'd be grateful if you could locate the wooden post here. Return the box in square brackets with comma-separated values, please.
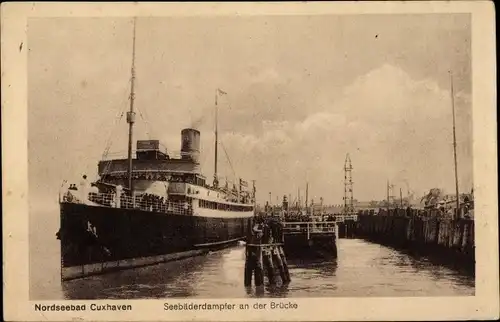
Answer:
[278, 246, 291, 283]
[244, 216, 292, 288]
[332, 235, 338, 258]
[244, 246, 254, 287]
[272, 245, 288, 283]
[459, 220, 466, 252]
[254, 246, 264, 287]
[434, 219, 440, 245]
[262, 247, 276, 285]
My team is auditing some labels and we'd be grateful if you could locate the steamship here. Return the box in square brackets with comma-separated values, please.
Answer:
[56, 19, 255, 281]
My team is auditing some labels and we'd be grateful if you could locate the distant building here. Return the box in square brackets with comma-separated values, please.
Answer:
[322, 204, 344, 214]
[352, 197, 423, 210]
[433, 193, 474, 210]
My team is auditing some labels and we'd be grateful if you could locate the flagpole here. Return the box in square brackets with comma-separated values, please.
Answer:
[127, 17, 137, 197]
[386, 180, 389, 210]
[214, 89, 219, 187]
[400, 188, 403, 208]
[450, 71, 460, 219]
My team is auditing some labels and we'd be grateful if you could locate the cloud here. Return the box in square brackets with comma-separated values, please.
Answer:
[297, 112, 347, 135]
[27, 16, 472, 206]
[215, 64, 472, 203]
[248, 67, 280, 84]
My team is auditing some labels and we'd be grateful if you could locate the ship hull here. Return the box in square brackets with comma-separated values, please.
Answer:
[283, 233, 338, 259]
[58, 202, 253, 280]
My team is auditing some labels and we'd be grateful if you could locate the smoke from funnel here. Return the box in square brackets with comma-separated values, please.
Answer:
[190, 117, 204, 130]
[189, 103, 214, 130]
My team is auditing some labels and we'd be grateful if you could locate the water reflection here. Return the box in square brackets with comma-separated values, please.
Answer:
[369, 241, 475, 291]
[62, 252, 214, 299]
[266, 283, 290, 298]
[48, 240, 475, 300]
[243, 283, 291, 298]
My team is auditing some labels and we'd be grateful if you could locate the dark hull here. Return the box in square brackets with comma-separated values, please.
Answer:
[283, 233, 338, 259]
[58, 202, 252, 280]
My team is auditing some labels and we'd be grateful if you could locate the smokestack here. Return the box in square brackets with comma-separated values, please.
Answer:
[181, 128, 201, 163]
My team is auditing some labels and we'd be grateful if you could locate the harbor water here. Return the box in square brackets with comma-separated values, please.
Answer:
[31, 227, 474, 299]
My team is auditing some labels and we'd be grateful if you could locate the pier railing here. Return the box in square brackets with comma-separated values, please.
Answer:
[62, 191, 192, 215]
[337, 214, 358, 221]
[283, 221, 337, 239]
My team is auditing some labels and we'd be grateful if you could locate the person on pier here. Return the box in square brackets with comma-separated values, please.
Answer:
[268, 216, 284, 244]
[251, 216, 265, 244]
[79, 175, 90, 205]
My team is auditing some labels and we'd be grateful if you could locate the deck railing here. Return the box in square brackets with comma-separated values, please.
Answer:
[62, 192, 192, 215]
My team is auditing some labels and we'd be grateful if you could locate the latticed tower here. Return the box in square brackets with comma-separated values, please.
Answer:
[343, 154, 354, 215]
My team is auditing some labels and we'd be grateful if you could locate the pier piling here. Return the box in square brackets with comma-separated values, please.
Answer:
[244, 247, 254, 287]
[244, 217, 291, 288]
[245, 243, 289, 287]
[262, 248, 276, 285]
[254, 249, 264, 287]
[355, 208, 475, 272]
[272, 246, 291, 283]
[338, 219, 356, 239]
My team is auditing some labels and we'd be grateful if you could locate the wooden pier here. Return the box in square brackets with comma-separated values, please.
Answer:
[281, 221, 338, 258]
[355, 208, 475, 272]
[244, 217, 291, 287]
[338, 218, 357, 239]
[244, 242, 291, 287]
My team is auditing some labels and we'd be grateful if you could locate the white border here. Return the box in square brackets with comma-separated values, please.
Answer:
[2, 2, 498, 321]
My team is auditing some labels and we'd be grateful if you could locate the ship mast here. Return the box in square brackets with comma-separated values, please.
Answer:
[126, 17, 137, 194]
[305, 182, 309, 212]
[213, 88, 227, 187]
[214, 89, 219, 187]
[450, 71, 460, 217]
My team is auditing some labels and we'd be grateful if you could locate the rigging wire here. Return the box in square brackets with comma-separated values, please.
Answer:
[200, 141, 211, 167]
[101, 112, 125, 160]
[100, 82, 244, 188]
[135, 103, 152, 140]
[218, 93, 239, 184]
[101, 78, 132, 160]
[159, 142, 169, 153]
[128, 65, 154, 141]
[220, 139, 237, 183]
[99, 76, 137, 181]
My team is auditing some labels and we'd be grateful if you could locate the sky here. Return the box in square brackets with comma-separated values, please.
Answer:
[28, 14, 472, 207]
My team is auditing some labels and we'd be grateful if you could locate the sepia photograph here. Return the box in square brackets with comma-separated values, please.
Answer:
[2, 2, 498, 321]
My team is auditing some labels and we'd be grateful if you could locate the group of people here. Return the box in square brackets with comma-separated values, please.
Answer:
[86, 186, 191, 214]
[136, 193, 167, 212]
[249, 215, 284, 244]
[251, 212, 338, 237]
[359, 204, 474, 220]
[254, 211, 340, 223]
[62, 175, 195, 213]
[62, 175, 95, 204]
[282, 212, 338, 223]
